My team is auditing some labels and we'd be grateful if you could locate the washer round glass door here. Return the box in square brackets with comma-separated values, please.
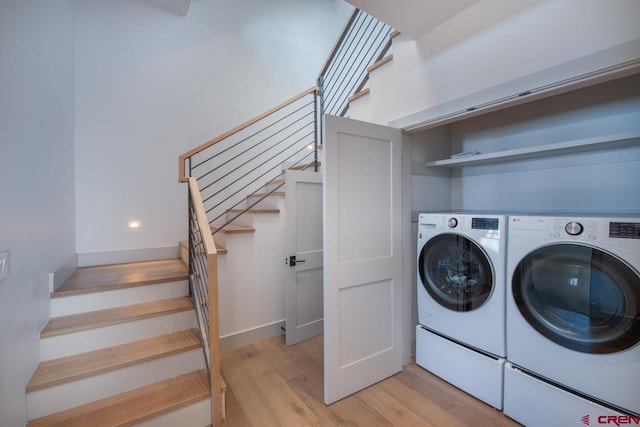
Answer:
[512, 243, 640, 354]
[419, 234, 494, 311]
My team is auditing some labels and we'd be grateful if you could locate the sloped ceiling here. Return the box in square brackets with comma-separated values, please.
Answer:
[142, 0, 206, 16]
[346, 0, 480, 39]
[143, 0, 479, 33]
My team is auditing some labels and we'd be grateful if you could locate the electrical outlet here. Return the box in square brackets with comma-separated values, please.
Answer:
[0, 251, 8, 281]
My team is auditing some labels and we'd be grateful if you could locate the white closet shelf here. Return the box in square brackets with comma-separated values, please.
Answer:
[424, 130, 640, 168]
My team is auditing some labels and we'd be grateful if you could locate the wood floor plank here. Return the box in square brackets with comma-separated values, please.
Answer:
[253, 370, 322, 427]
[225, 368, 284, 426]
[377, 376, 463, 427]
[358, 382, 438, 426]
[220, 335, 522, 427]
[399, 363, 518, 427]
[26, 369, 210, 427]
[41, 297, 194, 337]
[27, 329, 201, 392]
[220, 385, 254, 427]
[53, 259, 188, 297]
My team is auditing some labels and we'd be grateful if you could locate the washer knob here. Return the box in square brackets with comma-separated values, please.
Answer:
[448, 217, 458, 228]
[565, 221, 584, 236]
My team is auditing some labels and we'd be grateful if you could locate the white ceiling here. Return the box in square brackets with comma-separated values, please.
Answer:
[144, 0, 480, 36]
[346, 0, 480, 39]
[142, 0, 206, 16]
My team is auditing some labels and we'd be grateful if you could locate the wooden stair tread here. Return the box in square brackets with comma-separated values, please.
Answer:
[210, 224, 255, 234]
[41, 297, 194, 338]
[247, 191, 285, 198]
[26, 369, 211, 427]
[367, 54, 393, 73]
[228, 208, 280, 214]
[27, 329, 202, 392]
[53, 259, 188, 298]
[289, 160, 320, 171]
[348, 88, 370, 103]
[267, 178, 284, 186]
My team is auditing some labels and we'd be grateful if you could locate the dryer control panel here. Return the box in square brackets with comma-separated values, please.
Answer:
[510, 216, 640, 249]
[609, 222, 640, 239]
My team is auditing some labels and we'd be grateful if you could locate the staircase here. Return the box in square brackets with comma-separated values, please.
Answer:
[343, 30, 399, 121]
[17, 9, 397, 426]
[209, 172, 311, 252]
[25, 259, 219, 426]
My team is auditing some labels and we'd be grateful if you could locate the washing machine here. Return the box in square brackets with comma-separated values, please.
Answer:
[416, 212, 507, 409]
[504, 215, 640, 425]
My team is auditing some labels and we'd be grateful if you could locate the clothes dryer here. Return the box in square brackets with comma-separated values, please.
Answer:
[416, 213, 507, 409]
[504, 215, 640, 425]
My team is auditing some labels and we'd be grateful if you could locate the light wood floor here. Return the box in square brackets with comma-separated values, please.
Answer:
[220, 334, 520, 427]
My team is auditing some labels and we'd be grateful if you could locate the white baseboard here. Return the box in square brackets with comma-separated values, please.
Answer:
[78, 246, 180, 267]
[50, 254, 78, 292]
[219, 320, 285, 352]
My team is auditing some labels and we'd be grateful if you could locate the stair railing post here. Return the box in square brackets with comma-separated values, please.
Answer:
[207, 250, 223, 426]
[187, 184, 193, 298]
[314, 88, 320, 172]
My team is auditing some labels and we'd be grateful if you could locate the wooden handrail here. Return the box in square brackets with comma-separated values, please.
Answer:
[187, 177, 223, 425]
[178, 86, 318, 181]
[188, 177, 217, 256]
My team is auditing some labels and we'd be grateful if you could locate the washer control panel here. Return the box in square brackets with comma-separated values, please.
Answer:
[510, 216, 640, 248]
[552, 219, 597, 240]
[565, 221, 584, 236]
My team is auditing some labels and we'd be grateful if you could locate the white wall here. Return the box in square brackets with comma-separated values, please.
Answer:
[75, 0, 353, 261]
[348, 0, 640, 126]
[217, 197, 288, 346]
[0, 2, 76, 425]
[449, 73, 640, 214]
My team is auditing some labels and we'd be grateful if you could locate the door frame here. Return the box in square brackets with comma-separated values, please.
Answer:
[284, 169, 324, 346]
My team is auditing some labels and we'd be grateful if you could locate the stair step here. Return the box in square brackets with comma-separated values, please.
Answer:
[228, 208, 280, 214]
[267, 178, 284, 186]
[210, 224, 255, 234]
[27, 329, 202, 392]
[50, 279, 189, 317]
[40, 306, 197, 362]
[247, 191, 285, 199]
[53, 259, 188, 298]
[41, 297, 194, 338]
[348, 87, 370, 103]
[289, 160, 320, 171]
[26, 369, 211, 427]
[367, 54, 393, 73]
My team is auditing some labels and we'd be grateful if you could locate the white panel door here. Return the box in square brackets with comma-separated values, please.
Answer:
[284, 169, 324, 346]
[323, 115, 404, 404]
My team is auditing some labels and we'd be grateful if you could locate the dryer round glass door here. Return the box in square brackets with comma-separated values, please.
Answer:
[419, 233, 494, 312]
[512, 243, 640, 354]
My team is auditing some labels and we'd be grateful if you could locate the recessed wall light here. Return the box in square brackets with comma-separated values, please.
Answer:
[128, 220, 142, 230]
